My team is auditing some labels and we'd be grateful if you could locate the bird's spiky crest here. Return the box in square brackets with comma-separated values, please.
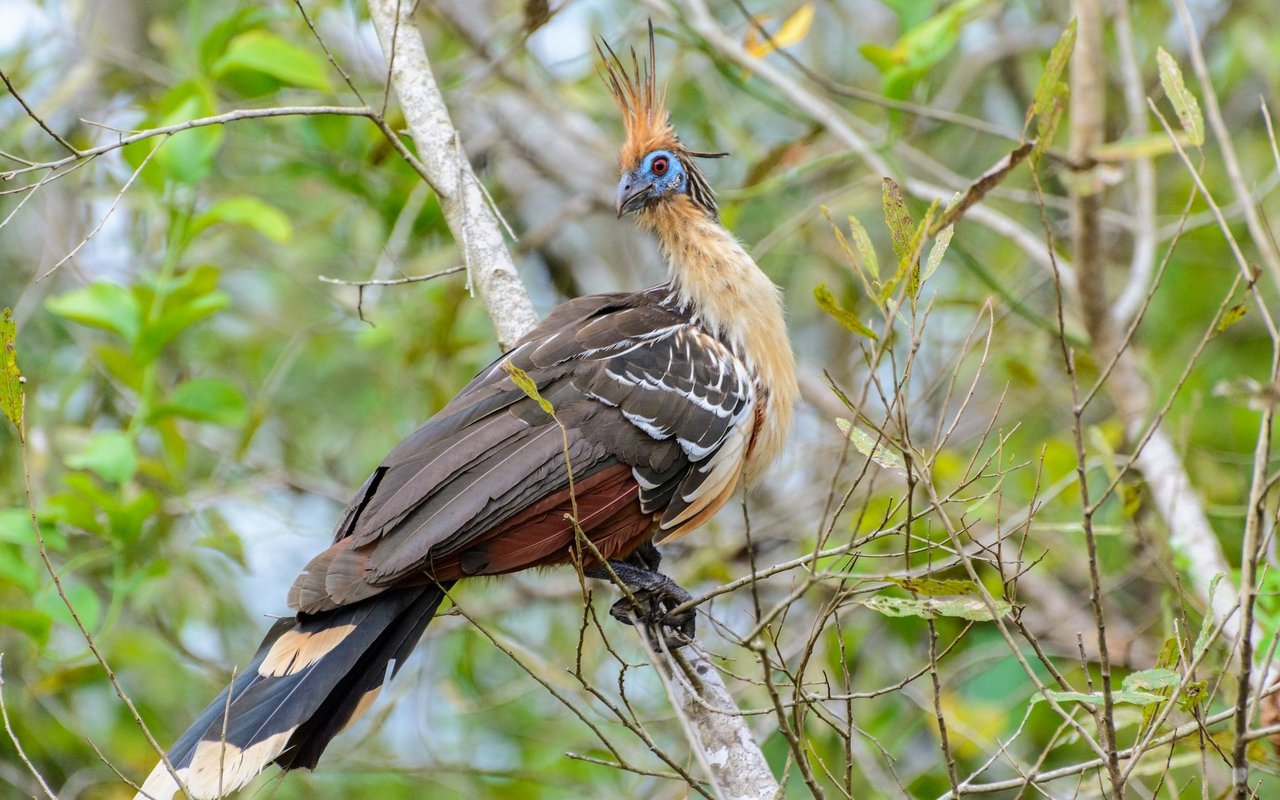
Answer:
[597, 22, 680, 172]
[598, 23, 727, 218]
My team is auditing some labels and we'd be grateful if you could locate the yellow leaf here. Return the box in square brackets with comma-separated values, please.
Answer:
[503, 361, 555, 417]
[744, 4, 814, 60]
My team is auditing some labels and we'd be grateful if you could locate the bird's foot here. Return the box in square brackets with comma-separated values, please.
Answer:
[584, 556, 696, 650]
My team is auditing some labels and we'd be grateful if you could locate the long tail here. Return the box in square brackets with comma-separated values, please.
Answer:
[136, 583, 452, 800]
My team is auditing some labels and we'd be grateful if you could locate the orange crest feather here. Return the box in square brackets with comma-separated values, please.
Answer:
[597, 22, 681, 171]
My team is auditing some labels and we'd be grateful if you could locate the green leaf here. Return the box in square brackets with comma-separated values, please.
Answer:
[0, 545, 39, 592]
[1028, 18, 1077, 128]
[0, 508, 66, 551]
[1091, 133, 1184, 161]
[1193, 574, 1223, 660]
[902, 201, 936, 299]
[1142, 636, 1181, 729]
[503, 362, 555, 417]
[858, 43, 898, 73]
[151, 378, 248, 427]
[814, 285, 877, 340]
[66, 431, 137, 484]
[881, 178, 915, 263]
[193, 196, 294, 243]
[1032, 689, 1164, 707]
[46, 282, 141, 342]
[1216, 304, 1247, 333]
[135, 266, 230, 361]
[1177, 679, 1207, 712]
[1123, 668, 1181, 693]
[879, 180, 925, 300]
[923, 226, 953, 285]
[1121, 481, 1143, 518]
[893, 0, 985, 72]
[1157, 47, 1205, 147]
[126, 81, 224, 187]
[0, 308, 22, 432]
[1034, 92, 1066, 165]
[922, 194, 958, 284]
[887, 577, 981, 596]
[214, 30, 332, 91]
[846, 215, 880, 281]
[836, 418, 905, 472]
[0, 608, 53, 647]
[861, 593, 1011, 621]
[198, 8, 268, 71]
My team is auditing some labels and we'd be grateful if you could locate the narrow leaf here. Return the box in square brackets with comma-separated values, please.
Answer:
[836, 418, 905, 472]
[1028, 18, 1077, 128]
[846, 215, 880, 281]
[1032, 87, 1066, 165]
[744, 4, 815, 59]
[1033, 689, 1163, 707]
[1193, 574, 1223, 659]
[1216, 304, 1247, 333]
[0, 308, 22, 432]
[1123, 668, 1181, 693]
[903, 201, 937, 298]
[861, 594, 1011, 622]
[881, 178, 914, 262]
[1157, 47, 1205, 147]
[503, 361, 555, 417]
[923, 223, 953, 284]
[886, 577, 980, 596]
[1091, 134, 1184, 162]
[820, 207, 864, 282]
[814, 285, 877, 340]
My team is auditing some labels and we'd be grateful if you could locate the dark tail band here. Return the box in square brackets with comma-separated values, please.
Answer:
[136, 583, 451, 800]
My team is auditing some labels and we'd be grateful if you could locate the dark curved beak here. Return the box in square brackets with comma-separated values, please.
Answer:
[615, 174, 653, 218]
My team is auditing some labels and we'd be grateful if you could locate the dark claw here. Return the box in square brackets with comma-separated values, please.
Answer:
[584, 552, 696, 649]
[608, 586, 696, 650]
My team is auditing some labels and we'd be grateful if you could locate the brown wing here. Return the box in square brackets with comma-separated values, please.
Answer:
[289, 288, 757, 614]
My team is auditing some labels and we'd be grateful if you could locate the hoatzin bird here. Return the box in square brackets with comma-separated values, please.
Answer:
[138, 27, 797, 799]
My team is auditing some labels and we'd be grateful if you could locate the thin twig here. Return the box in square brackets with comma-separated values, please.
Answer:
[0, 66, 80, 155]
[318, 266, 465, 322]
[0, 655, 59, 800]
[36, 136, 165, 282]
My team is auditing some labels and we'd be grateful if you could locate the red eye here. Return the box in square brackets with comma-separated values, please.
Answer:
[651, 156, 669, 175]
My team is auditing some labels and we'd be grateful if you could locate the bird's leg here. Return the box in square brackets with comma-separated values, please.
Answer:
[584, 549, 695, 648]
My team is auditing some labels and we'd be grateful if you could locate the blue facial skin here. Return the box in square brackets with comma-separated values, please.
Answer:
[615, 149, 687, 217]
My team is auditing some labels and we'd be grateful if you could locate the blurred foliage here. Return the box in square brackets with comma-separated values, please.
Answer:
[2, 0, 1279, 798]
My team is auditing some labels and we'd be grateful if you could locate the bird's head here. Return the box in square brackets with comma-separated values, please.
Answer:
[615, 148, 686, 217]
[598, 23, 724, 220]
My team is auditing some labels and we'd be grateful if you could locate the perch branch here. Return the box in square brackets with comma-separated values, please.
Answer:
[367, 0, 538, 350]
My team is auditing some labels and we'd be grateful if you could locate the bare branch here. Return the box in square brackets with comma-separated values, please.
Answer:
[0, 106, 374, 181]
[0, 655, 59, 800]
[0, 66, 80, 156]
[366, 0, 538, 350]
